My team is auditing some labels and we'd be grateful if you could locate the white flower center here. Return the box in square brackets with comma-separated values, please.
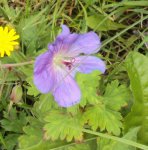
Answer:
[53, 53, 75, 70]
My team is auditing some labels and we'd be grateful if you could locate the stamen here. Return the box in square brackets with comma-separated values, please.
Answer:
[63, 57, 75, 70]
[71, 58, 75, 63]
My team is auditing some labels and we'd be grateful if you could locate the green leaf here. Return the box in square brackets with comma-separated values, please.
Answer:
[32, 93, 58, 121]
[0, 51, 33, 79]
[19, 116, 90, 150]
[3, 134, 19, 150]
[83, 105, 122, 135]
[80, 79, 129, 135]
[18, 112, 66, 150]
[17, 8, 51, 55]
[124, 52, 148, 145]
[26, 76, 40, 96]
[66, 143, 91, 150]
[67, 105, 80, 116]
[0, 51, 32, 82]
[44, 110, 84, 142]
[86, 14, 126, 31]
[104, 80, 130, 111]
[105, 1, 148, 7]
[0, 66, 18, 82]
[9, 51, 33, 78]
[18, 117, 65, 150]
[18, 118, 44, 149]
[0, 0, 22, 22]
[76, 71, 101, 106]
[82, 0, 97, 5]
[83, 129, 148, 150]
[0, 108, 27, 133]
[97, 127, 139, 150]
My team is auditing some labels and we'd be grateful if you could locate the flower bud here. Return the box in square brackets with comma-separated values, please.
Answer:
[10, 85, 23, 103]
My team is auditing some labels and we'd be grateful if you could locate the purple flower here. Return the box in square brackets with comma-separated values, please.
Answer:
[34, 25, 106, 107]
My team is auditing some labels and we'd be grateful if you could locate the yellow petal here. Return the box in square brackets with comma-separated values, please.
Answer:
[6, 50, 11, 56]
[8, 45, 13, 51]
[0, 26, 20, 57]
[8, 29, 16, 37]
[10, 41, 19, 46]
[0, 27, 3, 33]
[10, 35, 19, 41]
[4, 27, 8, 34]
[0, 50, 4, 57]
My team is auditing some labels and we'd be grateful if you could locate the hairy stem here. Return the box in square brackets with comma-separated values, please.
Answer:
[1, 60, 34, 68]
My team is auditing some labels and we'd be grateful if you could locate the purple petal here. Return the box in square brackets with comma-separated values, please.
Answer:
[57, 25, 70, 40]
[34, 51, 50, 73]
[48, 26, 78, 54]
[53, 75, 81, 107]
[68, 32, 101, 56]
[47, 25, 71, 52]
[74, 56, 106, 74]
[54, 33, 79, 54]
[34, 52, 54, 93]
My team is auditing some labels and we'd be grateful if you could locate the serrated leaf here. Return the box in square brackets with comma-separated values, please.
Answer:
[67, 105, 80, 116]
[86, 14, 126, 31]
[97, 127, 139, 150]
[104, 80, 130, 111]
[3, 134, 19, 150]
[76, 71, 101, 106]
[83, 105, 122, 135]
[0, 108, 27, 133]
[19, 123, 43, 149]
[44, 110, 84, 142]
[80, 80, 128, 136]
[124, 52, 148, 145]
[18, 117, 67, 150]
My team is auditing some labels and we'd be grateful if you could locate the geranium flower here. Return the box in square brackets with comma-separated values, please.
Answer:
[34, 25, 106, 107]
[0, 26, 19, 57]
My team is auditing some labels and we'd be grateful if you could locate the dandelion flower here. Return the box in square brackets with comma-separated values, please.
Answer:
[0, 26, 19, 57]
[34, 25, 106, 107]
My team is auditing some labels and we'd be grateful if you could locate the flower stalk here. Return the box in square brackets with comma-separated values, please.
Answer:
[1, 60, 34, 69]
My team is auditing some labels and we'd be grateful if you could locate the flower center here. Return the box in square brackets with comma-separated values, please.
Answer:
[53, 54, 63, 65]
[53, 53, 75, 70]
[62, 57, 75, 70]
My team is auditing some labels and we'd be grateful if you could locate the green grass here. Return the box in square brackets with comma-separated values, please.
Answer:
[0, 0, 148, 150]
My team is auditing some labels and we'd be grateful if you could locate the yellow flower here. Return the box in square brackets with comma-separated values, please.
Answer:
[0, 26, 19, 57]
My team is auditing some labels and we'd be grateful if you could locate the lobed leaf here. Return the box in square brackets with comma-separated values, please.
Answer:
[44, 110, 84, 142]
[83, 105, 122, 135]
[76, 71, 101, 107]
[0, 108, 27, 133]
[104, 80, 130, 111]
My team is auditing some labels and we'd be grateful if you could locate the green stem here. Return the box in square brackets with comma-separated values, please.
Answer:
[0, 70, 9, 99]
[82, 129, 148, 150]
[101, 15, 148, 47]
